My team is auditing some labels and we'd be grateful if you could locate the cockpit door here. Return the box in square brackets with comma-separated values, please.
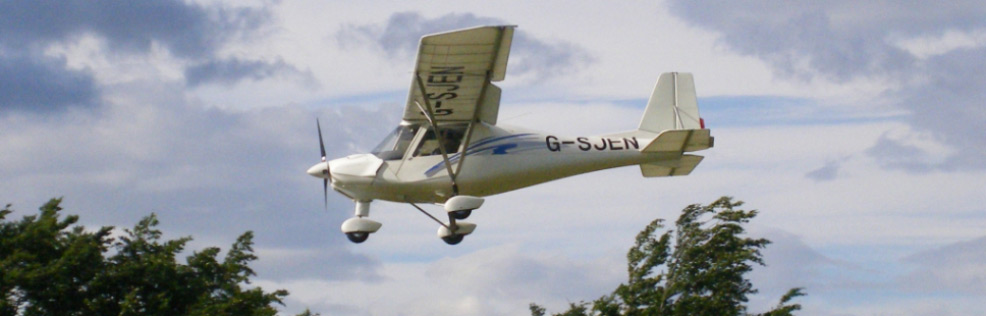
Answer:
[396, 124, 469, 182]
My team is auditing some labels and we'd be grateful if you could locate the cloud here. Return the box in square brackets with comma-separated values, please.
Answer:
[865, 135, 937, 172]
[667, 1, 986, 82]
[746, 227, 848, 310]
[0, 77, 395, 282]
[0, 55, 97, 112]
[900, 235, 986, 295]
[425, 244, 622, 302]
[185, 57, 316, 87]
[336, 11, 502, 57]
[0, 0, 305, 105]
[336, 11, 594, 81]
[805, 160, 841, 181]
[895, 47, 986, 170]
[259, 244, 624, 315]
[667, 1, 986, 171]
[0, 0, 269, 59]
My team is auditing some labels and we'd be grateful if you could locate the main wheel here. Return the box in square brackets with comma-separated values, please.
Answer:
[346, 232, 369, 243]
[441, 234, 464, 245]
[451, 209, 472, 220]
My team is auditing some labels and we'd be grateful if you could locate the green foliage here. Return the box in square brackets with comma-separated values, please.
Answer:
[0, 198, 315, 316]
[531, 197, 804, 316]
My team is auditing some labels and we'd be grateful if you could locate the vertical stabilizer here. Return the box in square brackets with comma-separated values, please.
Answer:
[638, 72, 702, 133]
[635, 72, 713, 177]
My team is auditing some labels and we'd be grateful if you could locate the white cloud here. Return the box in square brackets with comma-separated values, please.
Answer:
[892, 28, 986, 59]
[667, 0, 986, 171]
[258, 243, 624, 316]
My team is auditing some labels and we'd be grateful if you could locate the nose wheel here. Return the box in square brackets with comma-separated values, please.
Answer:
[341, 201, 382, 244]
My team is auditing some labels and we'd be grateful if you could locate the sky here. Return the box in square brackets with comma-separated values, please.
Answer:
[2, 1, 986, 315]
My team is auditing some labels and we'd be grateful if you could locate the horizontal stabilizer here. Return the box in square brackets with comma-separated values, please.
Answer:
[640, 155, 704, 177]
[641, 129, 713, 153]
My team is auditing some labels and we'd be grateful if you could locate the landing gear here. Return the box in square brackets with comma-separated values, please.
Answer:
[446, 196, 480, 220]
[451, 209, 471, 220]
[341, 201, 381, 244]
[436, 221, 476, 246]
[431, 196, 484, 245]
[346, 232, 369, 243]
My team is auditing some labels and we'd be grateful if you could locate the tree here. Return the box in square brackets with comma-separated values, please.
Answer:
[0, 198, 318, 316]
[531, 197, 804, 316]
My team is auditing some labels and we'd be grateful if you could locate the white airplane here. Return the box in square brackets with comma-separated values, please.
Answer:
[307, 25, 713, 245]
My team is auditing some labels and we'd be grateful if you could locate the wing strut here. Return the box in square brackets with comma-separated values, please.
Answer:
[454, 26, 509, 176]
[413, 74, 460, 196]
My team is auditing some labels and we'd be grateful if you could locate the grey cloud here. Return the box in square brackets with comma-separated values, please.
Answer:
[336, 12, 594, 81]
[748, 228, 840, 299]
[865, 135, 936, 172]
[510, 34, 595, 81]
[896, 47, 986, 170]
[668, 1, 986, 171]
[0, 0, 270, 59]
[669, 1, 917, 81]
[805, 160, 841, 181]
[0, 79, 395, 282]
[0, 1, 298, 109]
[0, 55, 97, 112]
[900, 235, 986, 295]
[337, 12, 502, 57]
[185, 57, 316, 87]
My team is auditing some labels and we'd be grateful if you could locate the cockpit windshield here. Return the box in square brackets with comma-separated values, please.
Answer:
[371, 125, 419, 160]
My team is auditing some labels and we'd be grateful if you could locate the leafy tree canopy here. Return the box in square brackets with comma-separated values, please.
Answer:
[0, 198, 318, 316]
[531, 197, 804, 316]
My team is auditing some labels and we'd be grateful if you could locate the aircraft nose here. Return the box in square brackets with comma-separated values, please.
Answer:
[307, 162, 329, 179]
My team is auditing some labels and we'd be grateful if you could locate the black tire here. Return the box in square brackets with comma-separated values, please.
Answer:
[346, 232, 369, 243]
[451, 209, 472, 220]
[441, 234, 464, 245]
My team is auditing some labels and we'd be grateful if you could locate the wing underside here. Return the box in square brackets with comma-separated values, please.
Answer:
[402, 26, 514, 125]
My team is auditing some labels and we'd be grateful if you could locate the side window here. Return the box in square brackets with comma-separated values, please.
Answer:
[371, 125, 420, 160]
[415, 125, 467, 157]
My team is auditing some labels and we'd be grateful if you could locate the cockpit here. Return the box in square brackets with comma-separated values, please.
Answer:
[371, 123, 468, 160]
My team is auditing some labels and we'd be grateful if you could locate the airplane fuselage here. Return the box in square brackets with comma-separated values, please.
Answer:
[323, 123, 683, 204]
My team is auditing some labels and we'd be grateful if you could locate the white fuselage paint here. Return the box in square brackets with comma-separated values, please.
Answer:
[325, 123, 681, 204]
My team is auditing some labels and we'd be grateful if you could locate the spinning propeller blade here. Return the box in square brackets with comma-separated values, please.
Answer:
[317, 119, 327, 159]
[316, 118, 330, 209]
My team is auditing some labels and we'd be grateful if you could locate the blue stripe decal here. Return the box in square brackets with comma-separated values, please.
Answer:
[425, 133, 538, 176]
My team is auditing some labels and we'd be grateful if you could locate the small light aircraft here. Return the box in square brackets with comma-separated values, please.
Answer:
[307, 25, 713, 245]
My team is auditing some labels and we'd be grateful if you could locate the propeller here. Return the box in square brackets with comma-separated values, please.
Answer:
[316, 118, 330, 209]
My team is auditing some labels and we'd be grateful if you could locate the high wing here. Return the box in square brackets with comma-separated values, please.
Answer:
[402, 25, 515, 125]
